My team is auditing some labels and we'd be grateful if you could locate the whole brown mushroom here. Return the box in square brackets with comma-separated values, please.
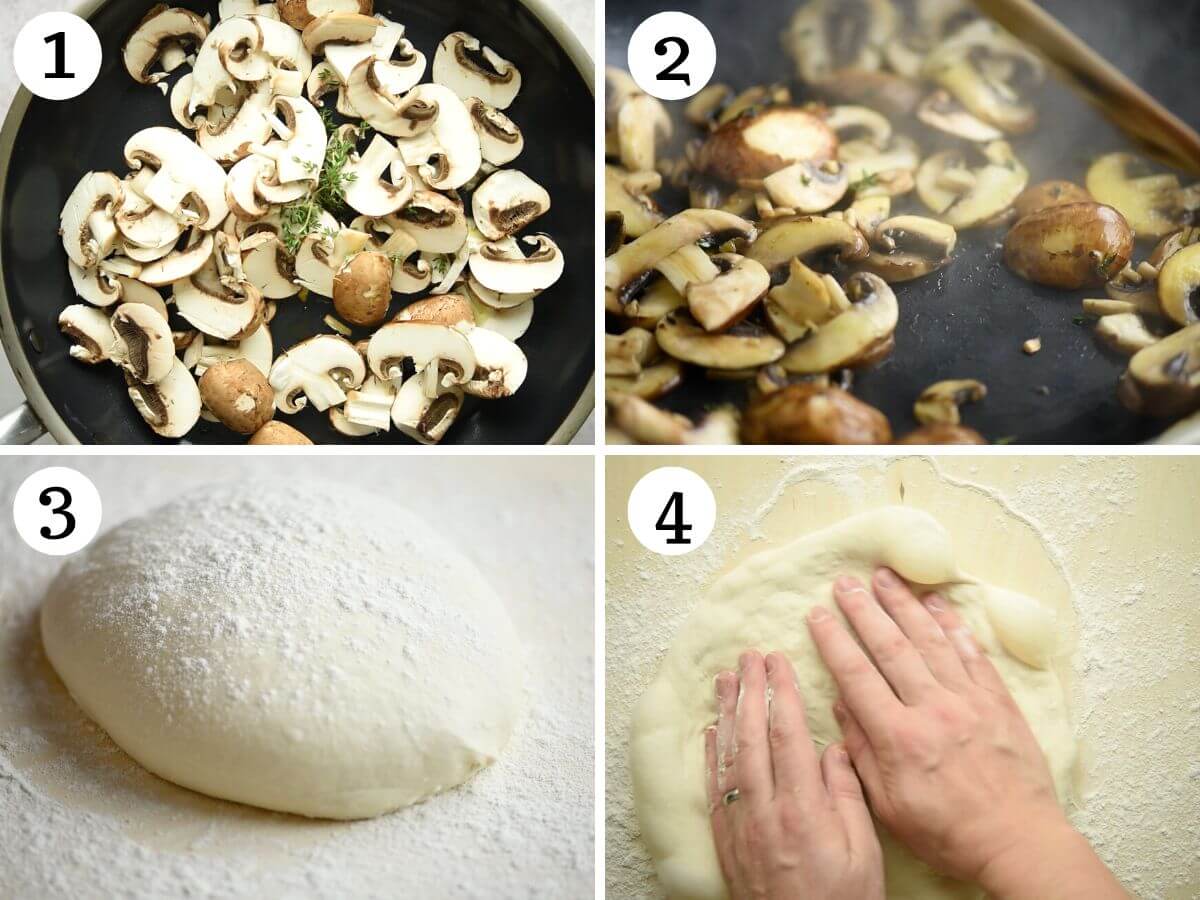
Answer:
[199, 359, 274, 434]
[248, 420, 314, 445]
[741, 384, 892, 444]
[1004, 202, 1133, 290]
[334, 251, 394, 327]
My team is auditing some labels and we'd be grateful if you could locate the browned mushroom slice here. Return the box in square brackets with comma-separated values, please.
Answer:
[1095, 313, 1162, 355]
[685, 84, 733, 127]
[1104, 266, 1162, 316]
[784, 0, 899, 84]
[746, 216, 869, 280]
[779, 273, 898, 374]
[763, 260, 837, 341]
[696, 107, 838, 182]
[605, 359, 684, 401]
[895, 423, 987, 445]
[1117, 324, 1200, 417]
[762, 160, 849, 214]
[1086, 153, 1189, 239]
[1156, 243, 1200, 326]
[656, 310, 784, 370]
[913, 379, 987, 426]
[916, 141, 1028, 229]
[617, 279, 687, 328]
[605, 166, 664, 239]
[605, 327, 657, 376]
[741, 383, 892, 444]
[609, 394, 739, 444]
[858, 215, 956, 283]
[1149, 227, 1200, 268]
[815, 69, 923, 118]
[686, 255, 771, 332]
[916, 90, 1003, 142]
[605, 209, 757, 306]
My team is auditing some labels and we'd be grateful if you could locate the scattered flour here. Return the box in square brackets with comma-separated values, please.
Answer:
[0, 456, 594, 899]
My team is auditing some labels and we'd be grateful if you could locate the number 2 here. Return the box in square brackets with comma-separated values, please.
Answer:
[654, 36, 690, 85]
[39, 487, 76, 540]
[45, 31, 74, 80]
[655, 491, 692, 545]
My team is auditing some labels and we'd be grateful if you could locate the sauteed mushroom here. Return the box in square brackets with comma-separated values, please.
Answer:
[1118, 324, 1200, 416]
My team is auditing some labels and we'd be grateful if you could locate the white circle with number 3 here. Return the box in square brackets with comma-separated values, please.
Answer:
[626, 12, 716, 101]
[627, 466, 716, 556]
[12, 467, 103, 557]
[13, 12, 103, 101]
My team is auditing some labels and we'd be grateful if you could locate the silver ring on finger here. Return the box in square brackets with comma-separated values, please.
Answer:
[722, 788, 740, 806]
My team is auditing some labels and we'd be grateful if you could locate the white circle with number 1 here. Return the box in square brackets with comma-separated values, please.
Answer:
[13, 12, 103, 101]
[627, 12, 716, 101]
[627, 466, 716, 557]
[12, 467, 103, 557]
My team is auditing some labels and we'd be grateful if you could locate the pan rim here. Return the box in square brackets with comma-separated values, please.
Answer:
[0, 0, 596, 446]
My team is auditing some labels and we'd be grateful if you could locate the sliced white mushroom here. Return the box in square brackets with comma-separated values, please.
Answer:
[170, 73, 202, 129]
[467, 98, 523, 166]
[462, 327, 527, 398]
[69, 260, 122, 307]
[268, 333, 366, 412]
[322, 16, 408, 86]
[392, 190, 468, 253]
[471, 169, 549, 241]
[469, 234, 563, 294]
[300, 11, 379, 54]
[390, 374, 463, 444]
[127, 357, 202, 438]
[295, 226, 370, 296]
[432, 31, 521, 109]
[196, 81, 275, 165]
[195, 324, 273, 378]
[366, 321, 476, 396]
[345, 134, 414, 216]
[916, 141, 1028, 228]
[59, 304, 115, 363]
[117, 278, 168, 318]
[467, 273, 536, 311]
[123, 5, 210, 85]
[346, 57, 438, 137]
[278, 0, 371, 30]
[124, 127, 230, 230]
[225, 154, 275, 220]
[139, 231, 216, 286]
[109, 302, 175, 384]
[175, 256, 265, 340]
[61, 172, 124, 269]
[190, 16, 312, 116]
[341, 374, 397, 431]
[241, 232, 300, 299]
[253, 95, 328, 186]
[394, 84, 481, 190]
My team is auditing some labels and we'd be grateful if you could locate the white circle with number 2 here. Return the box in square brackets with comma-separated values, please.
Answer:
[627, 466, 716, 556]
[13, 467, 103, 557]
[627, 12, 716, 101]
[13, 13, 103, 101]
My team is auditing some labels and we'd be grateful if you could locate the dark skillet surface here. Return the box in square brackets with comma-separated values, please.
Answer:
[606, 0, 1200, 444]
[1, 0, 593, 444]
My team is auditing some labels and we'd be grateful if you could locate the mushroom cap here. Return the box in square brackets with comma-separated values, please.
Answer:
[697, 107, 838, 182]
[111, 302, 175, 385]
[248, 420, 313, 444]
[471, 169, 550, 241]
[467, 98, 524, 166]
[199, 357, 275, 434]
[127, 357, 202, 438]
[1157, 242, 1200, 327]
[333, 251, 394, 326]
[61, 172, 124, 269]
[432, 31, 522, 110]
[463, 327, 527, 398]
[59, 304, 116, 364]
[741, 382, 892, 444]
[123, 4, 210, 85]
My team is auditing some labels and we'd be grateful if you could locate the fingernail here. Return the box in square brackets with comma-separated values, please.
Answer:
[764, 653, 777, 675]
[739, 651, 755, 671]
[875, 567, 899, 587]
[833, 743, 849, 762]
[834, 575, 859, 591]
[923, 594, 943, 612]
[832, 701, 846, 722]
[950, 627, 978, 659]
[808, 605, 830, 623]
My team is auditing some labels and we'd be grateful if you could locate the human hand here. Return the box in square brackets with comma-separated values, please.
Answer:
[704, 650, 884, 900]
[806, 568, 1116, 896]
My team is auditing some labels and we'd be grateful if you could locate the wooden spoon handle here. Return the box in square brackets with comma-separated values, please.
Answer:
[970, 0, 1200, 176]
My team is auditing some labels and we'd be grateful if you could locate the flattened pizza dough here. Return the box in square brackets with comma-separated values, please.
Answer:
[631, 506, 1075, 900]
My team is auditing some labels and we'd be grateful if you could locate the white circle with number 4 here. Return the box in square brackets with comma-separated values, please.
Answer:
[12, 466, 103, 557]
[13, 12, 103, 101]
[627, 12, 716, 101]
[627, 466, 716, 556]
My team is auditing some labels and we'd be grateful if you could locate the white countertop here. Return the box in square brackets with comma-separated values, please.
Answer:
[0, 0, 595, 445]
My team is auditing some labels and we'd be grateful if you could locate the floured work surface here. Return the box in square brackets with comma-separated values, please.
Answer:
[0, 457, 594, 899]
[606, 456, 1200, 900]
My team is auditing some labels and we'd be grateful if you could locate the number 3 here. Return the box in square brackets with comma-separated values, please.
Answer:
[654, 36, 691, 85]
[39, 487, 77, 540]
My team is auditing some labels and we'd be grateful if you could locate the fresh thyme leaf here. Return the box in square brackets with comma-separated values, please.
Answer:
[279, 122, 361, 253]
[849, 171, 880, 192]
[430, 255, 449, 279]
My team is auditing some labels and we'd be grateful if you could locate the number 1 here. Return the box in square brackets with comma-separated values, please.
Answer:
[655, 491, 692, 545]
[45, 32, 74, 80]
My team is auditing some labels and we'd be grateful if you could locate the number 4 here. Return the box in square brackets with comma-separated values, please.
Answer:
[655, 491, 692, 545]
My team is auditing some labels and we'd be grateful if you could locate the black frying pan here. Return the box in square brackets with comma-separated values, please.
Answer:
[606, 0, 1200, 444]
[0, 0, 594, 444]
